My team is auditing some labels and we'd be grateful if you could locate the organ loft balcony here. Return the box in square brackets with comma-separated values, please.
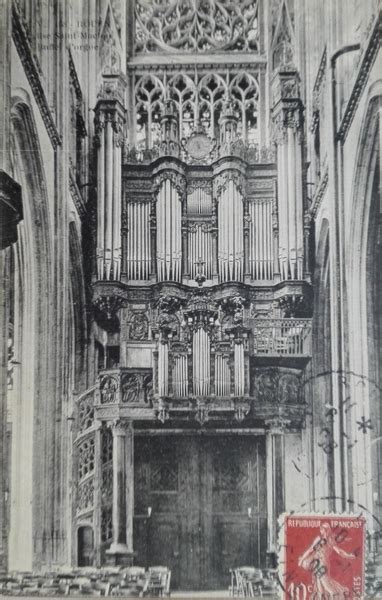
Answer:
[88, 298, 311, 429]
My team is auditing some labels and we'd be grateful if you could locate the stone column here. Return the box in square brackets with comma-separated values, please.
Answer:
[106, 420, 134, 566]
[265, 418, 288, 559]
[93, 423, 103, 567]
[0, 169, 22, 575]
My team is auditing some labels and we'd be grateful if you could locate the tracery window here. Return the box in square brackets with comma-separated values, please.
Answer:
[198, 73, 227, 138]
[135, 75, 164, 149]
[135, 0, 260, 54]
[168, 74, 196, 139]
[229, 72, 259, 144]
[133, 70, 260, 149]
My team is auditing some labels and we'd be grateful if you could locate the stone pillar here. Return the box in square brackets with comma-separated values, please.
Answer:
[106, 420, 134, 566]
[93, 423, 103, 567]
[0, 174, 22, 576]
[265, 419, 288, 559]
[0, 251, 9, 574]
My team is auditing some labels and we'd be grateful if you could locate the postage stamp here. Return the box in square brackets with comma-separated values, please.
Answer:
[279, 514, 366, 600]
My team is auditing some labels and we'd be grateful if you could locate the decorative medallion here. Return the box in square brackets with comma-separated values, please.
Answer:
[186, 132, 213, 160]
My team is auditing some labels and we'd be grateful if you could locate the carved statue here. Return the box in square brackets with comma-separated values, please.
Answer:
[100, 376, 119, 404]
[279, 373, 300, 404]
[129, 311, 149, 340]
[121, 372, 153, 405]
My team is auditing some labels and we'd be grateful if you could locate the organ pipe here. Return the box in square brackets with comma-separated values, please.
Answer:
[156, 179, 182, 282]
[217, 179, 243, 282]
[95, 77, 126, 281]
[113, 135, 122, 280]
[105, 120, 113, 280]
[276, 128, 304, 280]
[272, 70, 304, 280]
[96, 115, 105, 280]
[192, 328, 210, 396]
[158, 340, 169, 397]
[172, 355, 188, 397]
[248, 199, 274, 280]
[278, 141, 289, 281]
[126, 202, 151, 280]
[187, 188, 212, 215]
[234, 342, 245, 396]
[215, 354, 230, 397]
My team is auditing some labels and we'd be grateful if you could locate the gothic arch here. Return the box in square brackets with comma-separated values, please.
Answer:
[347, 90, 381, 519]
[8, 92, 53, 571]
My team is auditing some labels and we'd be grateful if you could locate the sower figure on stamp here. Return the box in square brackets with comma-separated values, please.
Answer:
[298, 523, 356, 599]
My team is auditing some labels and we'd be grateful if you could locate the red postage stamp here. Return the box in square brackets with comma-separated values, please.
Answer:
[280, 514, 366, 600]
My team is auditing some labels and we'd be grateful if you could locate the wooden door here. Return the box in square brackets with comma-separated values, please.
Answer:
[134, 435, 266, 590]
[205, 437, 267, 588]
[78, 526, 94, 567]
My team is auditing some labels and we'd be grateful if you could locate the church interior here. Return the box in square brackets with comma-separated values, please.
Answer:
[0, 0, 381, 595]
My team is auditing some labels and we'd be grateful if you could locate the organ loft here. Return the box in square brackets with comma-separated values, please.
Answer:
[1, 0, 381, 592]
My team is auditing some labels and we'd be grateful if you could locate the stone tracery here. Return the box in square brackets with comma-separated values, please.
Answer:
[135, 0, 260, 54]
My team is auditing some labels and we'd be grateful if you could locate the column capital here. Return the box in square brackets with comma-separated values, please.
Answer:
[108, 419, 132, 436]
[265, 417, 291, 434]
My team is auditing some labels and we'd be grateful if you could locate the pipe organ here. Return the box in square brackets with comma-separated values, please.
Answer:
[122, 172, 289, 285]
[216, 177, 244, 283]
[248, 198, 274, 280]
[121, 159, 306, 285]
[126, 201, 151, 280]
[153, 308, 252, 400]
[156, 178, 182, 282]
[82, 1, 314, 576]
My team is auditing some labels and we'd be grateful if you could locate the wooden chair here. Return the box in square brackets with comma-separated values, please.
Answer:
[144, 567, 171, 597]
[122, 566, 146, 582]
[236, 567, 264, 597]
[229, 568, 245, 596]
[261, 569, 278, 596]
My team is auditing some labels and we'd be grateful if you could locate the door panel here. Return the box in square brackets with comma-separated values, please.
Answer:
[212, 518, 254, 586]
[134, 435, 266, 590]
